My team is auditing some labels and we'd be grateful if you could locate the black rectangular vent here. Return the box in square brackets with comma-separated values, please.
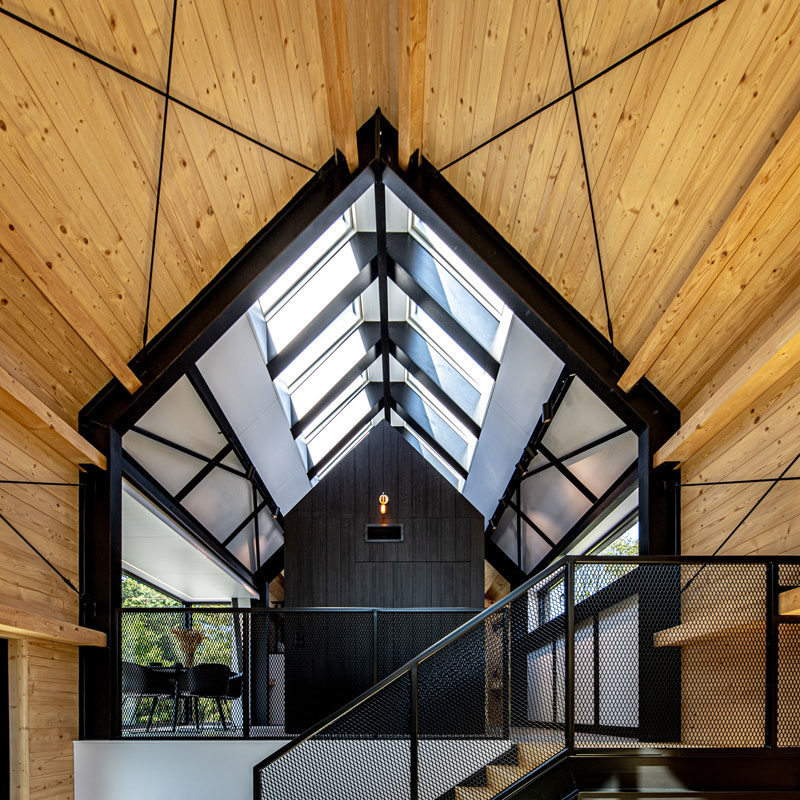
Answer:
[365, 523, 403, 542]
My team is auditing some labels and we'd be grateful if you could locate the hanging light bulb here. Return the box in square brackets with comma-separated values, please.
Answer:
[379, 493, 389, 515]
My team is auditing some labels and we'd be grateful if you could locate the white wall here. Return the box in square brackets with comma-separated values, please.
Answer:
[74, 740, 288, 800]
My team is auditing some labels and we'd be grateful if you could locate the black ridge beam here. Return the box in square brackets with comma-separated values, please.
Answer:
[387, 258, 499, 379]
[253, 546, 284, 590]
[387, 233, 498, 352]
[80, 119, 378, 435]
[374, 172, 392, 422]
[386, 325, 482, 439]
[485, 538, 528, 589]
[186, 365, 282, 526]
[307, 397, 384, 481]
[538, 442, 598, 503]
[521, 426, 628, 480]
[527, 460, 638, 576]
[174, 442, 234, 503]
[128, 426, 248, 478]
[290, 337, 382, 438]
[222, 498, 269, 547]
[267, 257, 378, 379]
[389, 397, 468, 480]
[122, 453, 257, 592]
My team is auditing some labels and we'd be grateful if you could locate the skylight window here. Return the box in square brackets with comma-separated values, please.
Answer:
[304, 388, 372, 464]
[258, 212, 353, 316]
[266, 241, 360, 352]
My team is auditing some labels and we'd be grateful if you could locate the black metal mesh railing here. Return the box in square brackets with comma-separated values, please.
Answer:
[118, 607, 477, 739]
[253, 557, 800, 800]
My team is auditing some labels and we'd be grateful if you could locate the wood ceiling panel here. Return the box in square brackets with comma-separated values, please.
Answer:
[2, 0, 173, 88]
[577, 0, 800, 359]
[443, 97, 604, 330]
[149, 101, 312, 339]
[0, 249, 110, 423]
[422, 0, 570, 169]
[170, 0, 333, 170]
[345, 0, 397, 127]
[0, 13, 163, 358]
[562, 0, 709, 85]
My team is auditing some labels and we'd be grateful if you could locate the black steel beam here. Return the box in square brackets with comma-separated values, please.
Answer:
[374, 170, 392, 422]
[222, 498, 269, 547]
[485, 538, 528, 589]
[389, 395, 469, 480]
[387, 256, 500, 379]
[80, 119, 378, 435]
[253, 547, 285, 595]
[538, 442, 599, 503]
[122, 452, 257, 593]
[527, 460, 638, 575]
[290, 336, 382, 438]
[521, 426, 628, 480]
[506, 498, 557, 549]
[267, 257, 378, 379]
[306, 396, 384, 481]
[386, 323, 482, 439]
[128, 425, 248, 478]
[174, 442, 234, 502]
[186, 365, 283, 526]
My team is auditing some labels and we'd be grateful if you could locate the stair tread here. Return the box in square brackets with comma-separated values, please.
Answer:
[485, 763, 527, 790]
[454, 788, 496, 800]
[517, 742, 562, 768]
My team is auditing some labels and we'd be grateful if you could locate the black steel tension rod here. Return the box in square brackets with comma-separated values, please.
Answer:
[0, 480, 81, 486]
[676, 476, 800, 488]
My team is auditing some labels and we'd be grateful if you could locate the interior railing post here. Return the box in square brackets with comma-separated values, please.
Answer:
[565, 561, 575, 752]
[766, 560, 778, 748]
[410, 663, 419, 800]
[373, 608, 379, 686]
[503, 604, 510, 740]
[116, 608, 122, 738]
[243, 610, 251, 739]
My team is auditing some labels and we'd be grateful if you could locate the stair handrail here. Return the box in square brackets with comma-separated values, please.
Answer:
[253, 554, 568, 777]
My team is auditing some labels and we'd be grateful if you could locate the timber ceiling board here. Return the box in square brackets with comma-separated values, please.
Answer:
[561, 0, 709, 85]
[0, 0, 173, 88]
[0, 248, 110, 423]
[170, 0, 332, 170]
[0, 11, 164, 359]
[149, 100, 312, 337]
[422, 0, 570, 170]
[578, 0, 800, 363]
[442, 97, 604, 330]
[345, 0, 397, 127]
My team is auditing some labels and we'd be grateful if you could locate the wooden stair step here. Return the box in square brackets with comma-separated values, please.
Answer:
[485, 763, 527, 790]
[516, 742, 560, 769]
[453, 786, 496, 800]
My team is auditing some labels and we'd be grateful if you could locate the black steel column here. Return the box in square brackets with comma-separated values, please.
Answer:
[766, 561, 779, 747]
[373, 609, 379, 685]
[565, 562, 575, 751]
[243, 611, 251, 739]
[79, 426, 122, 739]
[503, 605, 510, 740]
[410, 663, 420, 800]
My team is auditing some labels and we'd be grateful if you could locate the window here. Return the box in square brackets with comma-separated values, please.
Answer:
[121, 572, 182, 608]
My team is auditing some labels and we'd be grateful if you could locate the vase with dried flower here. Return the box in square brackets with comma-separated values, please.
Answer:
[171, 627, 204, 668]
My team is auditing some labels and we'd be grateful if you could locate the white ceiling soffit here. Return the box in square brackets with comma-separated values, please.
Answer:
[122, 484, 258, 602]
[568, 486, 638, 556]
[463, 317, 563, 522]
[196, 313, 311, 514]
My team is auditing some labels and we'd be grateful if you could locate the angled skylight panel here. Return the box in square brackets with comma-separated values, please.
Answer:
[266, 241, 361, 353]
[303, 387, 373, 465]
[258, 211, 353, 316]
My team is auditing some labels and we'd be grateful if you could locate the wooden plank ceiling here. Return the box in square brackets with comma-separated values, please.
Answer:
[0, 2, 799, 793]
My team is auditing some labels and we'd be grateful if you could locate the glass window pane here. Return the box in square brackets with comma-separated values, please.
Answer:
[409, 304, 489, 392]
[298, 377, 365, 439]
[290, 330, 369, 418]
[275, 305, 360, 388]
[305, 389, 372, 464]
[259, 214, 352, 314]
[267, 242, 360, 352]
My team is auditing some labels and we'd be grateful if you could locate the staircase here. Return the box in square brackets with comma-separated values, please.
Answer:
[253, 555, 799, 800]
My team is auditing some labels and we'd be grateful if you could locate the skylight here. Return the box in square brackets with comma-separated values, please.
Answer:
[304, 388, 372, 464]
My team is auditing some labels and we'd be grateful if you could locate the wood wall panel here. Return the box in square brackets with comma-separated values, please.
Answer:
[2, 0, 173, 89]
[285, 422, 484, 608]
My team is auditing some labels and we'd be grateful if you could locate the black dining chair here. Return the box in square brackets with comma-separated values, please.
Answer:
[121, 661, 175, 732]
[221, 672, 243, 729]
[175, 663, 233, 731]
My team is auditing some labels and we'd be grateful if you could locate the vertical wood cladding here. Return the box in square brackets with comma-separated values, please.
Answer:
[284, 421, 484, 607]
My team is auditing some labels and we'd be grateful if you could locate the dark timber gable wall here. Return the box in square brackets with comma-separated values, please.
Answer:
[284, 421, 484, 608]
